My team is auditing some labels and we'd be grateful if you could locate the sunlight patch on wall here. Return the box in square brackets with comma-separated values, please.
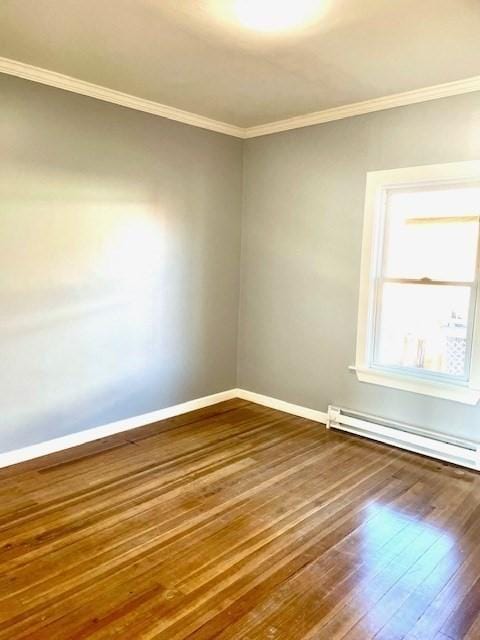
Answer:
[0, 167, 170, 441]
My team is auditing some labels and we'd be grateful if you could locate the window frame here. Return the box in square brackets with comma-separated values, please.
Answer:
[355, 160, 480, 405]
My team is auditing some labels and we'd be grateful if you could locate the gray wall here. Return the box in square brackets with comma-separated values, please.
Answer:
[238, 92, 480, 442]
[2, 73, 480, 455]
[0, 74, 243, 453]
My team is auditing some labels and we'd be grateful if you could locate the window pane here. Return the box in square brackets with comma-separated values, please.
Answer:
[375, 283, 471, 377]
[383, 185, 480, 282]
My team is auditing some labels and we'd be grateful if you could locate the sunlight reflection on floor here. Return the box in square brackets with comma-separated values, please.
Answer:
[354, 502, 460, 637]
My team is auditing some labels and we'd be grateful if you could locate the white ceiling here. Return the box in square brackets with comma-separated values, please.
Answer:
[1, 0, 480, 128]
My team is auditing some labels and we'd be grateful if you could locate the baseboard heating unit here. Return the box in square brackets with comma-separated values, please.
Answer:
[326, 406, 480, 471]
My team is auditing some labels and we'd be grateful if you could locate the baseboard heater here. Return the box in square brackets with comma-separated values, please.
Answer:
[326, 406, 480, 471]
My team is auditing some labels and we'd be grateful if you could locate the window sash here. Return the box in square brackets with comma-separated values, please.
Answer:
[355, 161, 480, 404]
[371, 280, 477, 384]
[368, 187, 480, 385]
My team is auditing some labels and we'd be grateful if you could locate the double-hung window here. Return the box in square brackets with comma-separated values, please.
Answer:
[355, 161, 480, 404]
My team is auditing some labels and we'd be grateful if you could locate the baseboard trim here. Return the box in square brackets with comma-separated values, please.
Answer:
[0, 389, 238, 470]
[0, 388, 329, 470]
[2, 385, 474, 472]
[236, 389, 328, 424]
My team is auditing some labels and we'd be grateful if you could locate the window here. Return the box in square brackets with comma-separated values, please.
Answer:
[355, 161, 480, 404]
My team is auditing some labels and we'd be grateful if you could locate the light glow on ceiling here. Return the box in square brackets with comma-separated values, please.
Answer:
[234, 0, 323, 32]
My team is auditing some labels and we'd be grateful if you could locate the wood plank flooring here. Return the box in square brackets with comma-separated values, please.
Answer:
[1, 399, 480, 639]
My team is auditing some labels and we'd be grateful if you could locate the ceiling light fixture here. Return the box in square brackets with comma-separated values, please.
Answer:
[234, 0, 322, 32]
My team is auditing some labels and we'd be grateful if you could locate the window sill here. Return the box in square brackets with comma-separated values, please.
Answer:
[352, 366, 480, 405]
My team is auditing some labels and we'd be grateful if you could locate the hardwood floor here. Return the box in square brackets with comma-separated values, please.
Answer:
[1, 399, 480, 639]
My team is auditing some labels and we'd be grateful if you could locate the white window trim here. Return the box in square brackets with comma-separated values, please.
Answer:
[355, 160, 480, 405]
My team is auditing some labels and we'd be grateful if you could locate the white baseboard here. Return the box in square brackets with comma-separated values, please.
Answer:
[0, 387, 328, 470]
[235, 389, 328, 424]
[2, 384, 473, 472]
[0, 389, 237, 470]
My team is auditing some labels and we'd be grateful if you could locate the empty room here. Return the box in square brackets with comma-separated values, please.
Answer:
[1, 1, 480, 638]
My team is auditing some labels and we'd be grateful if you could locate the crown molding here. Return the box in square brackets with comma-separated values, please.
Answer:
[1, 56, 480, 140]
[243, 75, 480, 138]
[0, 56, 245, 138]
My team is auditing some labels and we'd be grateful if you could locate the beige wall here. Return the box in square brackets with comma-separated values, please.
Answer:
[0, 74, 243, 453]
